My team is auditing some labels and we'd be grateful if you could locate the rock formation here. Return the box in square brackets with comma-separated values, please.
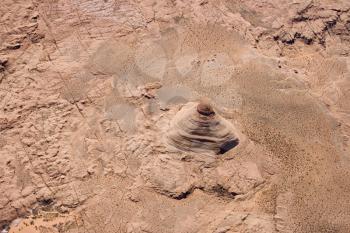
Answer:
[166, 101, 240, 154]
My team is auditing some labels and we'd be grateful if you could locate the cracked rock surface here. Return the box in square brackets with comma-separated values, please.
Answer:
[1, 0, 350, 233]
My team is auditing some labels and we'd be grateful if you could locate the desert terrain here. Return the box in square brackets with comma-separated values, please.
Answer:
[1, 0, 350, 232]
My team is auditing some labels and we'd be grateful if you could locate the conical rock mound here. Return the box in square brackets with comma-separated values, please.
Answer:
[166, 101, 240, 154]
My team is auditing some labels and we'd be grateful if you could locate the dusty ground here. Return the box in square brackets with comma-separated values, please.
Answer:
[1, 0, 350, 232]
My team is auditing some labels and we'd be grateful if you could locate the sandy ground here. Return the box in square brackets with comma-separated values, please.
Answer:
[1, 0, 350, 232]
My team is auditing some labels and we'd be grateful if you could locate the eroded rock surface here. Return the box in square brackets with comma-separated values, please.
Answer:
[1, 0, 350, 233]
